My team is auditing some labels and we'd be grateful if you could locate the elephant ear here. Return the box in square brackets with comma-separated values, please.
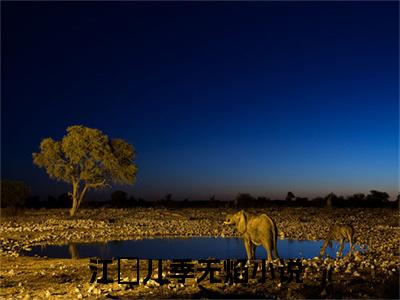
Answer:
[237, 210, 247, 234]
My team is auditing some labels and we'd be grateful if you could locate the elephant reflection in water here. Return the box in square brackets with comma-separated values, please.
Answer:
[69, 243, 79, 259]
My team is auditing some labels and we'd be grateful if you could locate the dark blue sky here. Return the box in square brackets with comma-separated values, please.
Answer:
[2, 2, 398, 200]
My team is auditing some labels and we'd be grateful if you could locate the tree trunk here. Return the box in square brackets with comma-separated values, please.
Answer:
[69, 182, 89, 217]
[69, 180, 105, 216]
[70, 195, 79, 217]
[77, 185, 88, 210]
[69, 181, 79, 217]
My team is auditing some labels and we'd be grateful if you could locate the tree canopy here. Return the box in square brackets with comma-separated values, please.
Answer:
[33, 125, 137, 216]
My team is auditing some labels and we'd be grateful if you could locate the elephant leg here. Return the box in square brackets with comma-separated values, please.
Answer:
[251, 244, 257, 260]
[243, 236, 252, 262]
[338, 239, 344, 258]
[262, 240, 273, 262]
[244, 243, 256, 268]
[319, 247, 325, 258]
[348, 237, 353, 256]
[273, 239, 279, 259]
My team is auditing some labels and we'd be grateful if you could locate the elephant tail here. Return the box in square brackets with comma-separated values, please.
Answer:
[273, 222, 279, 258]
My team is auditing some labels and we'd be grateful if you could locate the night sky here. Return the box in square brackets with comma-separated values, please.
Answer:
[2, 2, 398, 200]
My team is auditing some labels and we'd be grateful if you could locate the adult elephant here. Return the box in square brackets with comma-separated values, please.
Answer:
[224, 210, 279, 262]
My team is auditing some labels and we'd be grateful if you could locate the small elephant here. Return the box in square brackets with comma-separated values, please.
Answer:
[319, 224, 354, 258]
[224, 210, 279, 262]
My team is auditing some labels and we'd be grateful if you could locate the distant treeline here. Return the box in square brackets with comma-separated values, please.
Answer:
[86, 191, 399, 209]
[2, 181, 398, 210]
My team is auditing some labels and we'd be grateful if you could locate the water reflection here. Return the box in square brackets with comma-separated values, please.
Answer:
[28, 237, 363, 259]
[68, 244, 79, 259]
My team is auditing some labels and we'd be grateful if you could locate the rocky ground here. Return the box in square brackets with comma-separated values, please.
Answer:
[0, 207, 399, 299]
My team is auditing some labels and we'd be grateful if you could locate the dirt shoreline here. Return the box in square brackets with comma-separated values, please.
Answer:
[1, 207, 399, 299]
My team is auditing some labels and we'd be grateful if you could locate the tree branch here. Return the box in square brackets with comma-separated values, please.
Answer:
[86, 179, 107, 189]
[77, 184, 89, 208]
